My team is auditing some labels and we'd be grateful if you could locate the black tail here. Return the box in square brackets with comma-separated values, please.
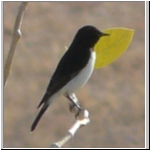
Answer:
[31, 104, 49, 131]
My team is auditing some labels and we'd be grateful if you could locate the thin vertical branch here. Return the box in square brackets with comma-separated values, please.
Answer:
[4, 2, 28, 86]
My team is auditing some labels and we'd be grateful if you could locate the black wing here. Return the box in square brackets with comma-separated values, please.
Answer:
[38, 46, 91, 108]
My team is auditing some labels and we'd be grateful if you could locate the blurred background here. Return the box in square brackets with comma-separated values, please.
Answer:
[4, 2, 145, 148]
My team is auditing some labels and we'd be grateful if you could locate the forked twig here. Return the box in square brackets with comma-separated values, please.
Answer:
[50, 109, 90, 148]
[4, 2, 28, 86]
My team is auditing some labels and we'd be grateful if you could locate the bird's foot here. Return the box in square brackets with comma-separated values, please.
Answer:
[66, 93, 84, 116]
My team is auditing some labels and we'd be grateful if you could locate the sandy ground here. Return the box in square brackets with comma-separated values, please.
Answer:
[4, 2, 145, 148]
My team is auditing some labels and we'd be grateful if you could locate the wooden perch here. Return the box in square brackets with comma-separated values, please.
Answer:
[50, 109, 90, 148]
[4, 2, 28, 86]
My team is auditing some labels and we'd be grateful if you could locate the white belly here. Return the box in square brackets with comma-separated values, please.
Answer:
[64, 50, 96, 94]
[46, 50, 96, 105]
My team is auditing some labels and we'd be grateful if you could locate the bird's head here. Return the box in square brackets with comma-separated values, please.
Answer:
[73, 25, 109, 48]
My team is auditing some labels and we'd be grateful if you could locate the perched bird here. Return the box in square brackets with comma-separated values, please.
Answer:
[31, 25, 109, 131]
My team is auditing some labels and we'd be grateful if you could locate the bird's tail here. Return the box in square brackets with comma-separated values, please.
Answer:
[31, 103, 49, 132]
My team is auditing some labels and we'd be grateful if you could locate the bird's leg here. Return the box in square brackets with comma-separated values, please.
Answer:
[66, 93, 83, 112]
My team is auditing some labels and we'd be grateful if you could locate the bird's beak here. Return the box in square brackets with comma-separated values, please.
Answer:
[102, 32, 110, 36]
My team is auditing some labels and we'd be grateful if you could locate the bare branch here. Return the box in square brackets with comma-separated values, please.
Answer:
[4, 2, 28, 86]
[50, 109, 90, 148]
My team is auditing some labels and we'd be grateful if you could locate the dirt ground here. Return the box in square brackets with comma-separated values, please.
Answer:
[4, 2, 145, 148]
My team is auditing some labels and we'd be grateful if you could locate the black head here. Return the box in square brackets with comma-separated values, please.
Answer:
[72, 25, 109, 48]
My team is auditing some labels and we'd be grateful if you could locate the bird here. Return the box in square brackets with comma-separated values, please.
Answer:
[31, 25, 109, 131]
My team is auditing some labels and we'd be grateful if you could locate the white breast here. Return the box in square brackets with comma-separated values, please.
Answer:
[64, 50, 96, 94]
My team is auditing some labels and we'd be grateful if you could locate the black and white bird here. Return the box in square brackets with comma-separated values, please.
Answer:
[31, 25, 109, 131]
